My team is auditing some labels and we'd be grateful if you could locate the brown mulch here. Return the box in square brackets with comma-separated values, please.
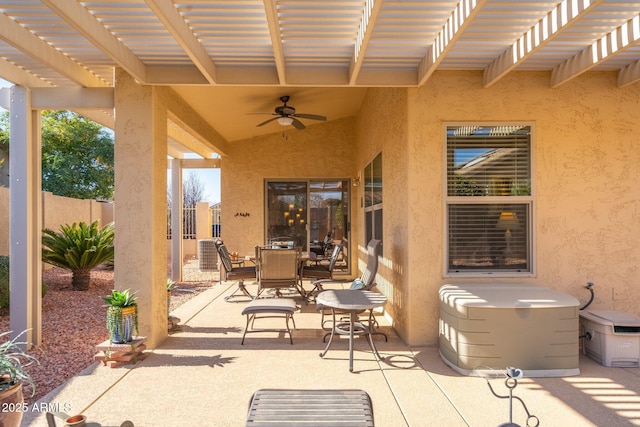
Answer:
[0, 262, 216, 405]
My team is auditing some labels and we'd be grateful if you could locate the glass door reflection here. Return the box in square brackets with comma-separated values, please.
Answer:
[266, 182, 308, 249]
[265, 180, 350, 272]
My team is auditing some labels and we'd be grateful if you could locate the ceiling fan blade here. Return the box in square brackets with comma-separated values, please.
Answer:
[256, 117, 280, 127]
[295, 113, 326, 121]
[291, 118, 306, 130]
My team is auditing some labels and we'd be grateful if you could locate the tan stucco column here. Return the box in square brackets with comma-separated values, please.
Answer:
[114, 69, 168, 348]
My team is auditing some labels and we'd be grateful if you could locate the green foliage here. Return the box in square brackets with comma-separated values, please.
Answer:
[0, 110, 113, 196]
[0, 256, 8, 309]
[0, 330, 39, 396]
[510, 180, 531, 196]
[42, 221, 115, 291]
[0, 111, 8, 187]
[452, 174, 484, 196]
[0, 110, 8, 149]
[101, 288, 137, 307]
[40, 110, 114, 200]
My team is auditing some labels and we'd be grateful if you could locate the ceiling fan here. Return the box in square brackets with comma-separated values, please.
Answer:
[254, 96, 327, 130]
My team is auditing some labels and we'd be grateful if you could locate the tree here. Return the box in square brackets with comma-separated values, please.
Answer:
[0, 110, 114, 197]
[0, 110, 9, 187]
[41, 110, 114, 199]
[166, 171, 207, 238]
[167, 171, 207, 207]
[182, 171, 205, 207]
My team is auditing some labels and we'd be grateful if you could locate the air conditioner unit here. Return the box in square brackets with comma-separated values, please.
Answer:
[198, 239, 218, 272]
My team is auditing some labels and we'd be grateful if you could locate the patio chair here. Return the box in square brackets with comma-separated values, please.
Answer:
[300, 241, 343, 296]
[314, 239, 387, 341]
[255, 246, 302, 299]
[215, 239, 257, 302]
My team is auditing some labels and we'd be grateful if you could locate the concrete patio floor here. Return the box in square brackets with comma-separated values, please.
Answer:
[24, 279, 640, 427]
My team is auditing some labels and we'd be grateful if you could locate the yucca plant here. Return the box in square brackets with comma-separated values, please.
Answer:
[42, 221, 114, 291]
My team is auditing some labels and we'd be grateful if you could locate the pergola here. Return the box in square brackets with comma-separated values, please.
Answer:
[2, 0, 640, 348]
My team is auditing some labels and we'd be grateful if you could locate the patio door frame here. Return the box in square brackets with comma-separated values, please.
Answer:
[264, 178, 352, 275]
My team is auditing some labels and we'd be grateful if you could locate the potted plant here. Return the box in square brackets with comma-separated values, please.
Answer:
[0, 330, 39, 427]
[102, 289, 138, 344]
[166, 279, 174, 319]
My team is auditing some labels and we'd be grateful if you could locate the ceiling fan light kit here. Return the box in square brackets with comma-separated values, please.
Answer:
[255, 95, 326, 130]
[277, 116, 294, 126]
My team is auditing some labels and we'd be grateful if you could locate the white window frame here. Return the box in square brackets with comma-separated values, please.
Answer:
[443, 122, 536, 277]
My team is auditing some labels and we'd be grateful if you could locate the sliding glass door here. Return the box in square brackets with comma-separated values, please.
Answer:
[265, 179, 350, 271]
[266, 181, 308, 248]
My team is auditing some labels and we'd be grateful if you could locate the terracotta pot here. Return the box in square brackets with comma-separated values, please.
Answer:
[0, 382, 24, 427]
[65, 414, 87, 426]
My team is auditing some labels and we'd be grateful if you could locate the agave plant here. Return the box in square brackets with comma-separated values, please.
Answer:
[42, 221, 114, 291]
[101, 288, 137, 308]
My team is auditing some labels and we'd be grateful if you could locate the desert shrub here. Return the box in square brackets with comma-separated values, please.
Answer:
[0, 256, 8, 309]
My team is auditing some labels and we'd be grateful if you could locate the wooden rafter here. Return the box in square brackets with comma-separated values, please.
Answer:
[262, 0, 286, 84]
[484, 0, 603, 88]
[41, 0, 148, 84]
[551, 13, 640, 88]
[0, 12, 108, 87]
[349, 0, 383, 85]
[144, 0, 217, 84]
[418, 0, 487, 87]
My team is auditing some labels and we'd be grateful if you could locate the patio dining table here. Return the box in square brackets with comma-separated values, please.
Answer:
[317, 290, 388, 372]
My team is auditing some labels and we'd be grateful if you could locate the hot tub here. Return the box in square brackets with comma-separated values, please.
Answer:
[439, 283, 580, 377]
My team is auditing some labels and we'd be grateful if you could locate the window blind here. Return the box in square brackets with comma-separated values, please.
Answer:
[447, 126, 531, 197]
[446, 125, 532, 273]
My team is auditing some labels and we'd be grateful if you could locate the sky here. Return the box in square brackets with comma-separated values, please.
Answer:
[0, 78, 221, 205]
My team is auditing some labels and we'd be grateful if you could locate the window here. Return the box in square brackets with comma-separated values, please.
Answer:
[364, 152, 382, 254]
[446, 125, 533, 274]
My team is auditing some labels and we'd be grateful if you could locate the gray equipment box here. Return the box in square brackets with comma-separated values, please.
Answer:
[580, 310, 640, 367]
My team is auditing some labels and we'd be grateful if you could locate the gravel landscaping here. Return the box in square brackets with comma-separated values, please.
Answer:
[0, 259, 217, 405]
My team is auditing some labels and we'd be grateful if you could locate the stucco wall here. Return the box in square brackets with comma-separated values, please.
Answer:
[0, 187, 112, 256]
[213, 70, 640, 347]
[220, 118, 358, 257]
[354, 87, 411, 341]
[395, 70, 640, 345]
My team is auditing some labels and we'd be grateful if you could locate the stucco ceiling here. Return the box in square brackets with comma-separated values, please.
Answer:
[1, 1, 639, 153]
[172, 86, 369, 142]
